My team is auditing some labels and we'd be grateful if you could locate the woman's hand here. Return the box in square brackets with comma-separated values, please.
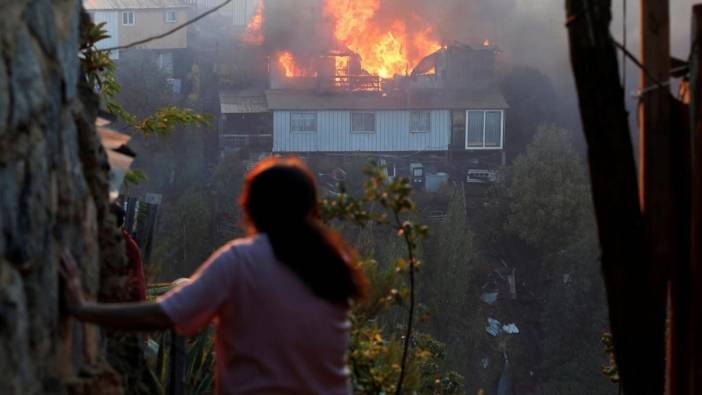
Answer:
[59, 250, 85, 315]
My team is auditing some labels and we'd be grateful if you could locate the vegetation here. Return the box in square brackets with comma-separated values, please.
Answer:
[82, 13, 611, 395]
[80, 21, 209, 138]
[146, 163, 464, 394]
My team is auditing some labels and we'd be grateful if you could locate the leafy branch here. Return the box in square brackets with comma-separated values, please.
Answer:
[322, 162, 429, 394]
[79, 19, 210, 137]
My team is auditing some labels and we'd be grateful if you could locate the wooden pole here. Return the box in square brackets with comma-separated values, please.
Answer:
[688, 6, 702, 392]
[639, 1, 672, 393]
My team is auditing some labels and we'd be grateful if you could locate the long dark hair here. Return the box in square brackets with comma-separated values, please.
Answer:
[240, 157, 367, 305]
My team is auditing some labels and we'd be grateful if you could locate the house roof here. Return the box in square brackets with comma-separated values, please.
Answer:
[265, 89, 508, 111]
[83, 0, 192, 10]
[220, 90, 269, 114]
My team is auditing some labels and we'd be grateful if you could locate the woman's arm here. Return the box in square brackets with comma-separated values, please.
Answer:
[61, 250, 173, 331]
[70, 301, 173, 331]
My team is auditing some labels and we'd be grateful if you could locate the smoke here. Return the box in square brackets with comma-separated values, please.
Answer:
[262, 0, 329, 55]
[260, 0, 696, 98]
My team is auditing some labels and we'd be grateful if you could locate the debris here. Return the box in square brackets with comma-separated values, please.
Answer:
[502, 323, 519, 334]
[481, 357, 489, 369]
[480, 292, 498, 305]
[486, 317, 501, 336]
[507, 268, 517, 299]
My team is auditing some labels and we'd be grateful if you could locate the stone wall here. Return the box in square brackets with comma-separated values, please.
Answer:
[0, 1, 125, 394]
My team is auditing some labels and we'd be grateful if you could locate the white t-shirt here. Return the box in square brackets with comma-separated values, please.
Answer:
[158, 234, 352, 395]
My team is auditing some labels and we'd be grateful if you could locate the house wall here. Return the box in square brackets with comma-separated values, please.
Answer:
[117, 8, 190, 49]
[92, 11, 120, 59]
[273, 110, 451, 152]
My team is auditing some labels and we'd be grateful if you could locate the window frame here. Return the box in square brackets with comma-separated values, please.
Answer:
[165, 10, 177, 23]
[409, 110, 431, 133]
[465, 109, 504, 150]
[290, 111, 318, 133]
[122, 10, 135, 26]
[350, 112, 376, 134]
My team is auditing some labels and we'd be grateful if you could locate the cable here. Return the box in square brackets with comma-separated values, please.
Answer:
[611, 37, 669, 95]
[101, 0, 233, 52]
[622, 0, 627, 92]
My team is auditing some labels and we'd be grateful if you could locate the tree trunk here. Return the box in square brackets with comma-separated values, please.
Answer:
[0, 2, 125, 394]
[564, 0, 665, 393]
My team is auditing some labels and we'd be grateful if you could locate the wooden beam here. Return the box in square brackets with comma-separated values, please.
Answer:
[688, 5, 702, 392]
[565, 0, 663, 393]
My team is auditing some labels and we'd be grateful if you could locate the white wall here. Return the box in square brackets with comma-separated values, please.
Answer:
[92, 11, 119, 60]
[273, 110, 451, 152]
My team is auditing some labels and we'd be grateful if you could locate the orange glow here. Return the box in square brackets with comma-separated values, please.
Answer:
[335, 56, 349, 76]
[482, 39, 491, 47]
[324, 0, 441, 78]
[242, 0, 264, 45]
[277, 52, 317, 78]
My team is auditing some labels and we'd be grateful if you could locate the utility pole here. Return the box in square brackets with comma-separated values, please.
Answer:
[639, 1, 671, 394]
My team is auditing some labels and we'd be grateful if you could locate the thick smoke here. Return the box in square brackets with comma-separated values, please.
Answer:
[261, 0, 696, 99]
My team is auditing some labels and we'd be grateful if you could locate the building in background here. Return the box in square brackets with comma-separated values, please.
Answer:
[84, 0, 194, 66]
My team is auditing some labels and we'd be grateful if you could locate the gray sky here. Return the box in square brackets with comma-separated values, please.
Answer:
[501, 1, 696, 96]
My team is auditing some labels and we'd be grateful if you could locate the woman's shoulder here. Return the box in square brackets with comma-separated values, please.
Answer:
[215, 234, 269, 259]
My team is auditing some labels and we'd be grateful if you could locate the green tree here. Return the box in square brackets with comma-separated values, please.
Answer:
[505, 125, 591, 252]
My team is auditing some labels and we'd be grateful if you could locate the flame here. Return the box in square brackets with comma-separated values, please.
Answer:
[324, 0, 441, 78]
[277, 52, 317, 78]
[242, 0, 263, 45]
[335, 56, 349, 76]
[482, 39, 491, 47]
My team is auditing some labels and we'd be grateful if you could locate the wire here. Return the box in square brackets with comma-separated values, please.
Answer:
[611, 37, 669, 95]
[622, 0, 627, 92]
[101, 0, 233, 52]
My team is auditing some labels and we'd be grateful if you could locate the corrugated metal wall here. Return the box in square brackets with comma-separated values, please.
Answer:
[273, 110, 450, 152]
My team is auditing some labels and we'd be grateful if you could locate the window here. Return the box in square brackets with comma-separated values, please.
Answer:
[466, 110, 503, 149]
[291, 112, 317, 132]
[409, 111, 431, 132]
[165, 10, 177, 23]
[122, 11, 135, 25]
[351, 112, 376, 133]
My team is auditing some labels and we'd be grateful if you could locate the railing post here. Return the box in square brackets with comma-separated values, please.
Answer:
[168, 330, 186, 395]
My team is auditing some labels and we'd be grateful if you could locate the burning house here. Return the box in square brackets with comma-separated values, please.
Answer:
[217, 0, 508, 185]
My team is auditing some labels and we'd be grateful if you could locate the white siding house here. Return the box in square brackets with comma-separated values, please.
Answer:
[273, 110, 450, 152]
[266, 90, 507, 153]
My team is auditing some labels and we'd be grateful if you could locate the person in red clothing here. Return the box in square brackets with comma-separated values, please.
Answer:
[110, 202, 146, 302]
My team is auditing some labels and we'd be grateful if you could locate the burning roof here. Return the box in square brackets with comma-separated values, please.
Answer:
[241, 0, 444, 81]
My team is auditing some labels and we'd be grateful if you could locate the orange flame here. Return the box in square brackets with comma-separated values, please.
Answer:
[242, 0, 264, 45]
[324, 0, 441, 79]
[277, 52, 317, 78]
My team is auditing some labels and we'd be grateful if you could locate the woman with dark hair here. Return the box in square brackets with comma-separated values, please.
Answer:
[61, 157, 368, 395]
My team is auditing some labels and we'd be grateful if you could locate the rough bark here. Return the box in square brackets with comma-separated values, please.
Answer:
[0, 1, 125, 394]
[565, 0, 665, 394]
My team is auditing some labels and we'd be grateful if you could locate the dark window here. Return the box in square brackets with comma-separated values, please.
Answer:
[351, 112, 376, 133]
[409, 111, 431, 132]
